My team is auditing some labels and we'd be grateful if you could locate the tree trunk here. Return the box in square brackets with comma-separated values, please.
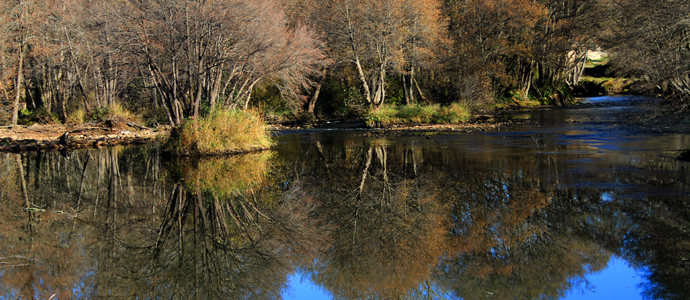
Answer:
[413, 77, 427, 103]
[403, 73, 410, 105]
[209, 65, 223, 110]
[11, 41, 25, 125]
[307, 74, 325, 116]
[518, 60, 533, 100]
[354, 56, 374, 106]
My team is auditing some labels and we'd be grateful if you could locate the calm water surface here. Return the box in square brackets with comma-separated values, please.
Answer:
[1, 96, 688, 299]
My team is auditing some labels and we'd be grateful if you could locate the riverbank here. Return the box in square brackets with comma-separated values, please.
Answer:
[0, 121, 170, 152]
[3, 96, 689, 153]
[0, 118, 520, 152]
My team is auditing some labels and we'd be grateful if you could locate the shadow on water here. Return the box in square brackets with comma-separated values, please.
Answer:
[494, 95, 656, 124]
[0, 96, 689, 299]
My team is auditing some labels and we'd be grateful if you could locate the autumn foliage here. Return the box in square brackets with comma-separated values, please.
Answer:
[0, 0, 683, 126]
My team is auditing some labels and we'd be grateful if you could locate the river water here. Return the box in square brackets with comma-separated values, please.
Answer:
[0, 96, 688, 299]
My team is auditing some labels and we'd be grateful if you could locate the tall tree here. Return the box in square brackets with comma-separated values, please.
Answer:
[108, 0, 326, 126]
[0, 0, 42, 125]
[316, 0, 444, 109]
[605, 0, 690, 107]
[532, 0, 600, 98]
[443, 0, 547, 102]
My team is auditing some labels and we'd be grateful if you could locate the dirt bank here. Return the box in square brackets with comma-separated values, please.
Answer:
[0, 121, 170, 152]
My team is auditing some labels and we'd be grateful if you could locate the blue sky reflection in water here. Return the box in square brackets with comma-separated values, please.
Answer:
[1, 96, 688, 299]
[283, 256, 646, 300]
[564, 257, 644, 300]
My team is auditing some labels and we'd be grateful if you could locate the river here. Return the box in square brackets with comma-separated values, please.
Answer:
[0, 96, 688, 299]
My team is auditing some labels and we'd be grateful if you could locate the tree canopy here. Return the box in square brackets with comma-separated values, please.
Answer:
[0, 0, 686, 126]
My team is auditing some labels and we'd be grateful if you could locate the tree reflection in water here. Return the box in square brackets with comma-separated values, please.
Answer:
[89, 151, 329, 299]
[0, 148, 324, 299]
[296, 142, 450, 299]
[0, 140, 688, 299]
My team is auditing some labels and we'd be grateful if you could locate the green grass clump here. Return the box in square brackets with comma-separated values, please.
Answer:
[163, 109, 274, 156]
[365, 103, 471, 127]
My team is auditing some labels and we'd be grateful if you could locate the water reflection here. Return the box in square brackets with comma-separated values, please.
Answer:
[0, 149, 320, 299]
[295, 143, 449, 299]
[0, 132, 688, 299]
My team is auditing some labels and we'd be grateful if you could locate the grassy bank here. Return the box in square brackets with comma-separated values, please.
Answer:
[575, 76, 637, 96]
[365, 103, 471, 127]
[163, 109, 273, 156]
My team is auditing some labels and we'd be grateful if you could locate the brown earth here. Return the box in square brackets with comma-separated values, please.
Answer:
[0, 120, 170, 152]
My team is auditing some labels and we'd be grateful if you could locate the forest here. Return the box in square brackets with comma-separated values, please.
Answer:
[0, 0, 688, 127]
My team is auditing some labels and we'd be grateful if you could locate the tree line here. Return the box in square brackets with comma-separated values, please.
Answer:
[0, 0, 687, 126]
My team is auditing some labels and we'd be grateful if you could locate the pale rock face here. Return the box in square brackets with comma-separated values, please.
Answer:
[587, 49, 607, 61]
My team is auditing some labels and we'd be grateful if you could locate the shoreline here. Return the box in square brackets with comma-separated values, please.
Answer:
[0, 123, 170, 153]
[2, 99, 688, 153]
[1, 120, 509, 153]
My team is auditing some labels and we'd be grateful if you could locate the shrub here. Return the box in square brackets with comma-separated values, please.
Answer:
[107, 102, 136, 120]
[67, 109, 86, 125]
[17, 108, 59, 125]
[365, 103, 471, 127]
[88, 102, 138, 122]
[163, 109, 273, 156]
[573, 77, 637, 97]
[437, 102, 472, 123]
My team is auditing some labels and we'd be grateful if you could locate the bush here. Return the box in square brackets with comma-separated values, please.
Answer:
[163, 109, 273, 156]
[365, 103, 471, 127]
[17, 108, 59, 125]
[437, 102, 472, 123]
[67, 109, 86, 125]
[316, 78, 365, 118]
[88, 102, 138, 122]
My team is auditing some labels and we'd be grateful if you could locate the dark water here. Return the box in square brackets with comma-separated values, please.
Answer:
[1, 96, 688, 299]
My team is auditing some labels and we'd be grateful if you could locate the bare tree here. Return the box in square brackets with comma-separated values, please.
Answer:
[605, 0, 690, 106]
[0, 0, 42, 125]
[106, 0, 327, 126]
[316, 0, 444, 109]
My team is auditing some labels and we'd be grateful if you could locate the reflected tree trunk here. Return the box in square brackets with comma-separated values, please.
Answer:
[358, 147, 374, 196]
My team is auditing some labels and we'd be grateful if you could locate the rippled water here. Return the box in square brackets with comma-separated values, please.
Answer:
[0, 96, 688, 299]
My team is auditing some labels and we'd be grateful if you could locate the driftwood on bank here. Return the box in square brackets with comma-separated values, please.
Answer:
[0, 122, 170, 153]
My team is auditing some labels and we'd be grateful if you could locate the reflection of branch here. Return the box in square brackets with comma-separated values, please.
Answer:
[226, 196, 259, 245]
[154, 184, 185, 255]
[532, 136, 548, 154]
[16, 154, 34, 233]
[76, 152, 92, 209]
[316, 141, 331, 173]
[0, 255, 40, 269]
[359, 147, 374, 196]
